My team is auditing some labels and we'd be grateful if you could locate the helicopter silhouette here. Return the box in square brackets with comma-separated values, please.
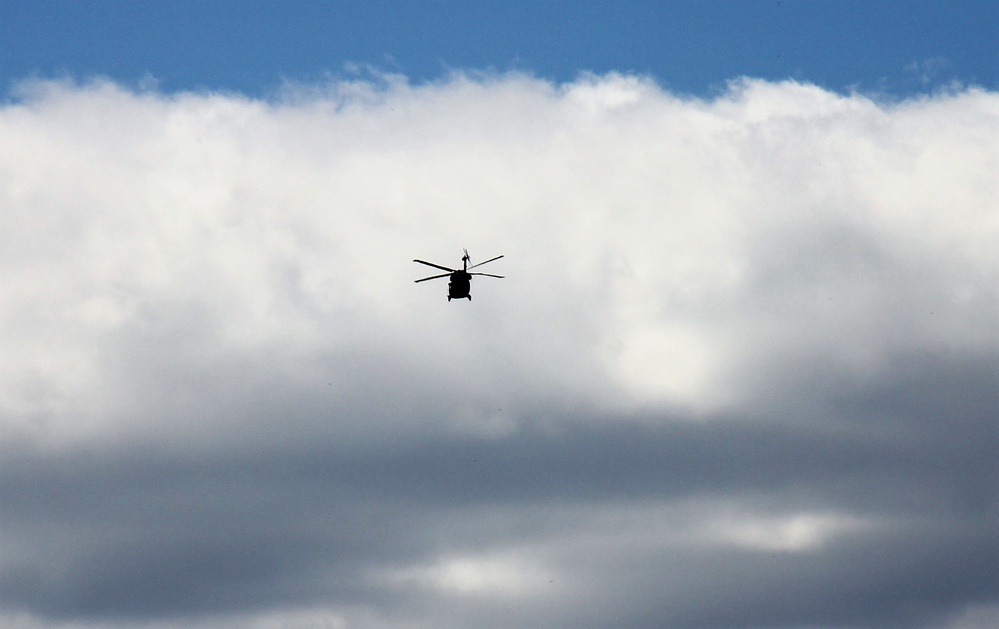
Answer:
[414, 249, 504, 301]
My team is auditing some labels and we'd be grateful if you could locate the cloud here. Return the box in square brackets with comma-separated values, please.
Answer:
[904, 57, 955, 88]
[0, 73, 997, 629]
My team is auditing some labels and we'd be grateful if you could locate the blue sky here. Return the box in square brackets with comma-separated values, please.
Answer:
[1, 4, 997, 629]
[1, 0, 996, 96]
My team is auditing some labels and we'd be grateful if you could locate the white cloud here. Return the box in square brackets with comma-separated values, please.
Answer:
[1, 73, 996, 628]
[379, 553, 553, 597]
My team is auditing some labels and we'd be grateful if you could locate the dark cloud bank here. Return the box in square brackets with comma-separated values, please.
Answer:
[3, 352, 996, 628]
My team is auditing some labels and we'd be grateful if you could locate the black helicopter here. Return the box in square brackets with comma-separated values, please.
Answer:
[414, 249, 504, 301]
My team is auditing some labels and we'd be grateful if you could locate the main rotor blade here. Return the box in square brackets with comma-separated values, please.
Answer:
[470, 272, 504, 279]
[413, 259, 456, 273]
[415, 272, 451, 283]
[467, 254, 503, 270]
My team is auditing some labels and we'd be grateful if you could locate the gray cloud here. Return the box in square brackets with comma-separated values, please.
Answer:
[0, 74, 997, 629]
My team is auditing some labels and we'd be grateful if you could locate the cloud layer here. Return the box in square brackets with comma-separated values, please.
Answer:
[1, 73, 997, 629]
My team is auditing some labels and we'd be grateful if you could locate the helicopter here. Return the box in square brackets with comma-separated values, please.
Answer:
[414, 249, 504, 301]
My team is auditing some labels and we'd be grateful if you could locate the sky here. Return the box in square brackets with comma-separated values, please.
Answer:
[0, 3, 997, 629]
[2, 1, 998, 97]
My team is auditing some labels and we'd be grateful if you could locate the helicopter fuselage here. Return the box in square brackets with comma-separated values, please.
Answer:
[447, 271, 471, 301]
